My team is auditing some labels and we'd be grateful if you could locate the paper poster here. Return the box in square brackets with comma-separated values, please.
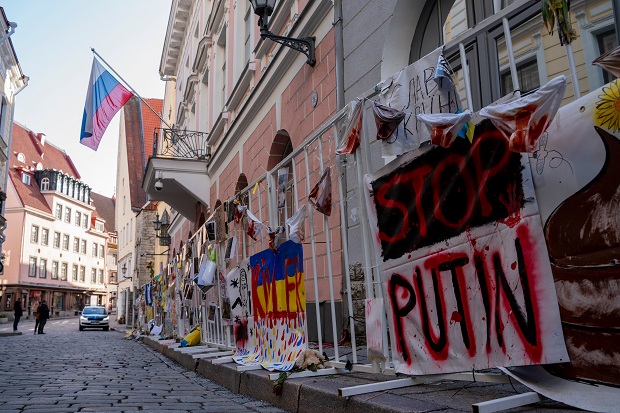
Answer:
[277, 167, 289, 209]
[365, 120, 567, 375]
[527, 80, 620, 386]
[365, 298, 386, 361]
[248, 240, 306, 371]
[227, 260, 259, 362]
[378, 47, 461, 158]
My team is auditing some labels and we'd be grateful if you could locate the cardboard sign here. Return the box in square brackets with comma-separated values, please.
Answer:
[365, 121, 568, 375]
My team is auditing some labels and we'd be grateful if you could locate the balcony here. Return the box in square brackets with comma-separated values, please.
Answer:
[143, 128, 212, 220]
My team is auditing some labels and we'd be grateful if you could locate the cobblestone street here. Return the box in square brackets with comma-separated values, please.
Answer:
[0, 318, 286, 413]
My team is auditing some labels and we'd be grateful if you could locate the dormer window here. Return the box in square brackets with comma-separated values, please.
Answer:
[17, 153, 25, 163]
[22, 173, 31, 185]
[40, 177, 50, 191]
[36, 163, 43, 170]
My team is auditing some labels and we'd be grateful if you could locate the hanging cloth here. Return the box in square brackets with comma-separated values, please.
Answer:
[417, 110, 473, 148]
[234, 204, 247, 224]
[266, 225, 286, 252]
[372, 100, 406, 141]
[286, 205, 307, 244]
[479, 75, 567, 153]
[246, 209, 263, 241]
[592, 46, 620, 78]
[308, 166, 332, 216]
[336, 100, 363, 155]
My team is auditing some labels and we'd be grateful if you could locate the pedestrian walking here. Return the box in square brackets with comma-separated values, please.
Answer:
[36, 301, 49, 334]
[33, 302, 40, 334]
[13, 298, 23, 332]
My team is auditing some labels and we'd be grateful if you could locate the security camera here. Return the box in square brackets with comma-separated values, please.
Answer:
[155, 179, 163, 191]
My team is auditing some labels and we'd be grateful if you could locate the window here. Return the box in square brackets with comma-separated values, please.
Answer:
[98, 269, 104, 284]
[53, 231, 61, 248]
[95, 221, 104, 232]
[41, 228, 49, 246]
[75, 211, 81, 226]
[30, 225, 39, 243]
[64, 207, 71, 223]
[79, 266, 86, 282]
[55, 204, 63, 219]
[51, 261, 59, 280]
[17, 153, 25, 162]
[39, 259, 47, 279]
[91, 268, 97, 284]
[73, 237, 80, 253]
[61, 263, 68, 281]
[62, 234, 70, 250]
[92, 243, 98, 257]
[72, 264, 78, 281]
[40, 177, 50, 191]
[28, 257, 37, 277]
[82, 214, 88, 229]
[22, 173, 31, 185]
[112, 255, 117, 265]
[81, 239, 87, 255]
[500, 59, 540, 95]
[99, 245, 105, 258]
[597, 30, 618, 84]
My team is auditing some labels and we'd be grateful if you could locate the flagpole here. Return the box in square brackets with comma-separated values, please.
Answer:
[91, 48, 172, 129]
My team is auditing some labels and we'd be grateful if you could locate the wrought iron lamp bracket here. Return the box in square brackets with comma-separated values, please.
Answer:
[260, 29, 316, 66]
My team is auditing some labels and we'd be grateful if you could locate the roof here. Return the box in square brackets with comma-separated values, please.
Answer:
[8, 122, 82, 213]
[123, 97, 163, 211]
[90, 191, 116, 232]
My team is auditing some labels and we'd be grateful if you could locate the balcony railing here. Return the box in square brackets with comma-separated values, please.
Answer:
[153, 128, 211, 160]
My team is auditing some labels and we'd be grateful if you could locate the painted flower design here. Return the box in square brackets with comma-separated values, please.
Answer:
[595, 79, 620, 133]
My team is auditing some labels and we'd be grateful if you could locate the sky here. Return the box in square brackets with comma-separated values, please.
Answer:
[3, 0, 172, 197]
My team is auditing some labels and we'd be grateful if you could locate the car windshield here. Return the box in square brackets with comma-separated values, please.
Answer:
[83, 307, 106, 315]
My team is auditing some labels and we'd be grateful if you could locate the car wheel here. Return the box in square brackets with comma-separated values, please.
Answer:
[79, 325, 84, 331]
[103, 327, 109, 331]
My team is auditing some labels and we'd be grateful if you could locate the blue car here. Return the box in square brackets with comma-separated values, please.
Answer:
[79, 306, 110, 331]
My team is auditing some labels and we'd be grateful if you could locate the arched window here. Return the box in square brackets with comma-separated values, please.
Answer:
[17, 153, 25, 163]
[267, 130, 294, 224]
[41, 177, 50, 191]
[36, 163, 43, 170]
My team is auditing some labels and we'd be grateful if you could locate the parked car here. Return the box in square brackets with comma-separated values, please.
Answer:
[79, 306, 110, 331]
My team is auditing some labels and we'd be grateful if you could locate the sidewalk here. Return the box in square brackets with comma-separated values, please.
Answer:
[138, 335, 577, 413]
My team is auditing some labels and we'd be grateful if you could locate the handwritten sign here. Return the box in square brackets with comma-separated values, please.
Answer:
[379, 47, 461, 157]
[247, 240, 306, 371]
[365, 121, 568, 375]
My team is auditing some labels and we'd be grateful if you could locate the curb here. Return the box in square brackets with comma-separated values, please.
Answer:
[140, 336, 441, 413]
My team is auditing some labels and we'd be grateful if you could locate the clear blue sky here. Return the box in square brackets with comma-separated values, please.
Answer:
[4, 0, 171, 197]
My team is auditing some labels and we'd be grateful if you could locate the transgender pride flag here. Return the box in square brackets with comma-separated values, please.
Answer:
[80, 58, 133, 151]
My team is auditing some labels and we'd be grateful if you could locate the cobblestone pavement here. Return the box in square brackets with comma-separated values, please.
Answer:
[0, 318, 286, 413]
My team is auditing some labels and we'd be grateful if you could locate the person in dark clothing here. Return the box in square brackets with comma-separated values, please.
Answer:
[33, 301, 40, 334]
[36, 301, 50, 334]
[13, 298, 23, 332]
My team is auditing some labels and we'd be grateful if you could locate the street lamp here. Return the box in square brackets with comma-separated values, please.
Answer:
[121, 264, 127, 276]
[249, 0, 316, 66]
[153, 210, 171, 247]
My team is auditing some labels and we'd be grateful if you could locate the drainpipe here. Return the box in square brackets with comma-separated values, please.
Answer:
[0, 75, 29, 248]
[333, 0, 352, 337]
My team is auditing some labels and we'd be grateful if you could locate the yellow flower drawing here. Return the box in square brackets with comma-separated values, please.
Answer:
[595, 79, 620, 133]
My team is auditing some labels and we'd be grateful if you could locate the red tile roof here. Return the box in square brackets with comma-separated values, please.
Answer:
[90, 191, 116, 232]
[9, 122, 82, 213]
[123, 97, 163, 210]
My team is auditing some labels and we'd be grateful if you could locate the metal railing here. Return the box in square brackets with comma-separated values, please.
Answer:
[153, 128, 211, 160]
